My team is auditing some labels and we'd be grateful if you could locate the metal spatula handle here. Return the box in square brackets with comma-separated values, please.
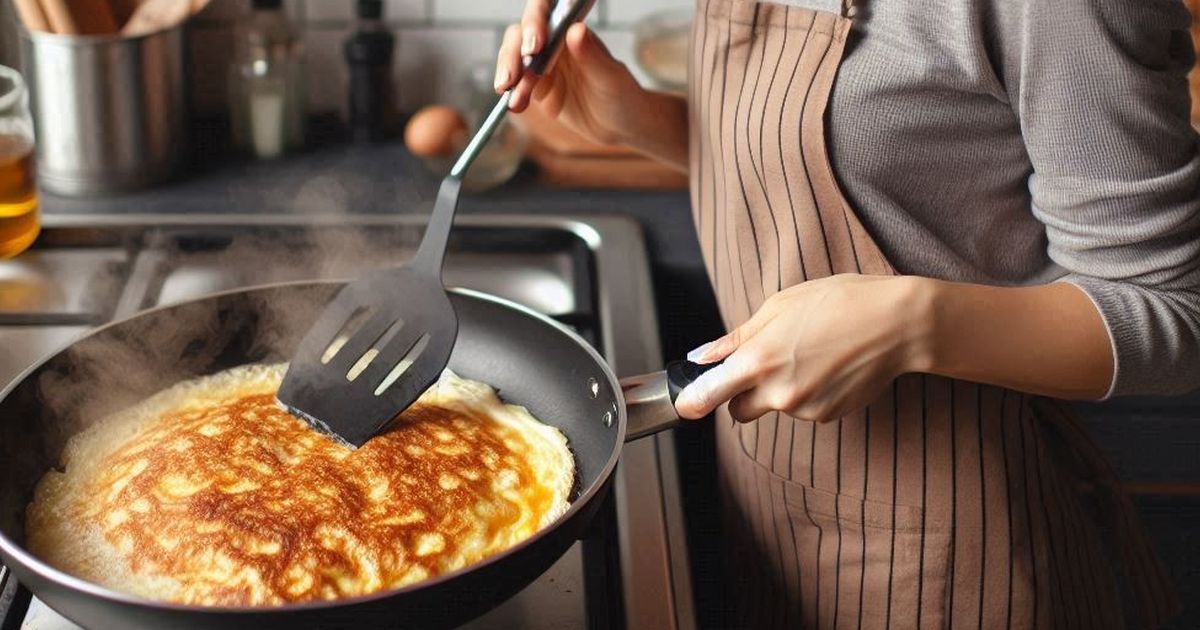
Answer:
[412, 0, 597, 275]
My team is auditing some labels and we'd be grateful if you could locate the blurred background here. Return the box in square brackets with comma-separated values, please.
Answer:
[0, 2, 1198, 629]
[0, 0, 691, 119]
[2, 0, 1198, 126]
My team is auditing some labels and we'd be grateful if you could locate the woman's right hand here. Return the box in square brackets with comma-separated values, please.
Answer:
[494, 0, 644, 147]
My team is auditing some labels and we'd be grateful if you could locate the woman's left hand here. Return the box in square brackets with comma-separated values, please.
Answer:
[674, 274, 934, 422]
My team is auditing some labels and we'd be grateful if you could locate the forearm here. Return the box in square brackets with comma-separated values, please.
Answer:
[908, 278, 1114, 400]
[613, 89, 689, 173]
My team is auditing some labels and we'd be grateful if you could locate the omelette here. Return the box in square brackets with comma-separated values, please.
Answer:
[26, 363, 574, 606]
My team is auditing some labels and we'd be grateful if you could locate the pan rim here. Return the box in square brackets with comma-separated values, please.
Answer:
[0, 279, 628, 615]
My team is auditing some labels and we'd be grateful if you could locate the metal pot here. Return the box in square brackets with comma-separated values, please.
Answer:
[18, 25, 187, 196]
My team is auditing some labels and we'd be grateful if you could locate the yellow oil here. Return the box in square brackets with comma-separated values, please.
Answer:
[0, 135, 38, 258]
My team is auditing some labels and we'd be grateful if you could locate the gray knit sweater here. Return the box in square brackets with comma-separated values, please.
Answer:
[821, 0, 1200, 397]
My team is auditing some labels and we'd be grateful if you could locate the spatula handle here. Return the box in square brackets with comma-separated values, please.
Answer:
[449, 0, 597, 179]
[523, 0, 599, 76]
[414, 0, 596, 275]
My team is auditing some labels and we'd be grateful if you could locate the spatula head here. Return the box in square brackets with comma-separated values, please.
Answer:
[277, 269, 458, 448]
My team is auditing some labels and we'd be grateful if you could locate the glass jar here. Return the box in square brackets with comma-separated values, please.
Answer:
[229, 0, 306, 159]
[0, 64, 38, 258]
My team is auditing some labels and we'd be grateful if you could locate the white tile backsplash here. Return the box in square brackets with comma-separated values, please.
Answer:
[195, 0, 305, 23]
[186, 0, 692, 116]
[604, 0, 692, 26]
[393, 27, 500, 111]
[306, 0, 427, 23]
[432, 0, 525, 23]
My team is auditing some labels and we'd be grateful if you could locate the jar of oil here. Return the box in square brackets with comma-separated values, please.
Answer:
[0, 65, 38, 259]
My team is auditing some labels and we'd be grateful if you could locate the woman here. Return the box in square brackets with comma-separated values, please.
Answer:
[496, 0, 1198, 627]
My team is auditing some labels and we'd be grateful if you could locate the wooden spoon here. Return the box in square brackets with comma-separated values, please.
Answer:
[12, 0, 51, 32]
[120, 0, 191, 36]
[108, 0, 142, 25]
[40, 0, 119, 35]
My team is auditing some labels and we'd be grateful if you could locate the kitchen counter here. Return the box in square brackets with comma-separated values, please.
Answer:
[42, 140, 726, 359]
[37, 141, 1200, 628]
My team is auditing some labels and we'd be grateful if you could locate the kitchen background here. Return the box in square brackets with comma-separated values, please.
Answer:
[3, 0, 1200, 123]
[0, 0, 694, 119]
[0, 1, 1199, 629]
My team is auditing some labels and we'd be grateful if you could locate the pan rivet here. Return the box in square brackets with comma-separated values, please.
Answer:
[602, 410, 613, 427]
[587, 377, 599, 398]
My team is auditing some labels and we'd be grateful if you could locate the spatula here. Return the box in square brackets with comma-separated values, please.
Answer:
[278, 0, 596, 448]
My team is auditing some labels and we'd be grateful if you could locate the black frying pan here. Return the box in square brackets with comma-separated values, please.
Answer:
[0, 281, 700, 629]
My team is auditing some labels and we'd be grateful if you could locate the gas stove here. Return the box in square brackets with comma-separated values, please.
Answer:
[0, 213, 695, 630]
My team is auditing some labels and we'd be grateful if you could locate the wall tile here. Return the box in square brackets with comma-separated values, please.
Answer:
[302, 26, 354, 114]
[305, 0, 427, 23]
[194, 0, 245, 21]
[195, 0, 305, 23]
[184, 1, 692, 117]
[390, 0, 431, 22]
[303, 0, 355, 20]
[394, 27, 499, 112]
[604, 0, 691, 27]
[432, 0, 523, 24]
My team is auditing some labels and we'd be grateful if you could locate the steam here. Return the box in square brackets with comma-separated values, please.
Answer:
[30, 208, 431, 454]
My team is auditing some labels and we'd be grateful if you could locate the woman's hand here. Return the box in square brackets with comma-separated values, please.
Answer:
[494, 3, 641, 145]
[494, 0, 690, 170]
[674, 275, 935, 422]
[674, 274, 1117, 422]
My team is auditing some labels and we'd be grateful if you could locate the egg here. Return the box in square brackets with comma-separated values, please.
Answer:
[404, 105, 469, 158]
[27, 364, 574, 606]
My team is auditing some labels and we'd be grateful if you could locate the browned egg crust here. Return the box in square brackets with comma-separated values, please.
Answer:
[70, 393, 561, 605]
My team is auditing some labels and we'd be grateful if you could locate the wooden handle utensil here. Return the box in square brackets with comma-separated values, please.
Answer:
[13, 0, 51, 32]
[121, 0, 191, 36]
[40, 0, 120, 35]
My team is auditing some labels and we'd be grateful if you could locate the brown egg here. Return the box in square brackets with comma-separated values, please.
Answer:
[404, 105, 469, 158]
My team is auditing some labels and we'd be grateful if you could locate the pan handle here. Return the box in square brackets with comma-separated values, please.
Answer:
[620, 360, 717, 441]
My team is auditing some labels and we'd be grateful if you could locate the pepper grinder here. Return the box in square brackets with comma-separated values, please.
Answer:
[344, 0, 397, 142]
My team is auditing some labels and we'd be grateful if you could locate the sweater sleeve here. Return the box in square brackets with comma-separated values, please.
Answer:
[1013, 0, 1200, 397]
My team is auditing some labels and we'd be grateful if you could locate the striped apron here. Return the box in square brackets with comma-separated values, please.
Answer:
[686, 0, 1180, 627]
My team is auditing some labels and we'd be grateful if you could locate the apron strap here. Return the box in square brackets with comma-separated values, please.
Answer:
[1031, 398, 1181, 628]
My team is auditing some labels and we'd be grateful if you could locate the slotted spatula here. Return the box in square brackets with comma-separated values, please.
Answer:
[278, 0, 596, 448]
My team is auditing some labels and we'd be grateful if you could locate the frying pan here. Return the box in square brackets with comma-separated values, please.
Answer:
[0, 281, 699, 629]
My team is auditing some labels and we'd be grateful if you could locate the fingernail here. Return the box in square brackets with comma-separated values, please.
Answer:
[686, 341, 715, 363]
[522, 32, 537, 55]
[674, 385, 700, 414]
[493, 68, 510, 91]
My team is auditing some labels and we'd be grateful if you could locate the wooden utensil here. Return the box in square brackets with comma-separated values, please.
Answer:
[40, 0, 119, 35]
[108, 0, 142, 25]
[121, 0, 191, 36]
[12, 0, 51, 32]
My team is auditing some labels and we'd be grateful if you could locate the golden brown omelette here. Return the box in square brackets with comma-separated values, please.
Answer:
[26, 364, 574, 606]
